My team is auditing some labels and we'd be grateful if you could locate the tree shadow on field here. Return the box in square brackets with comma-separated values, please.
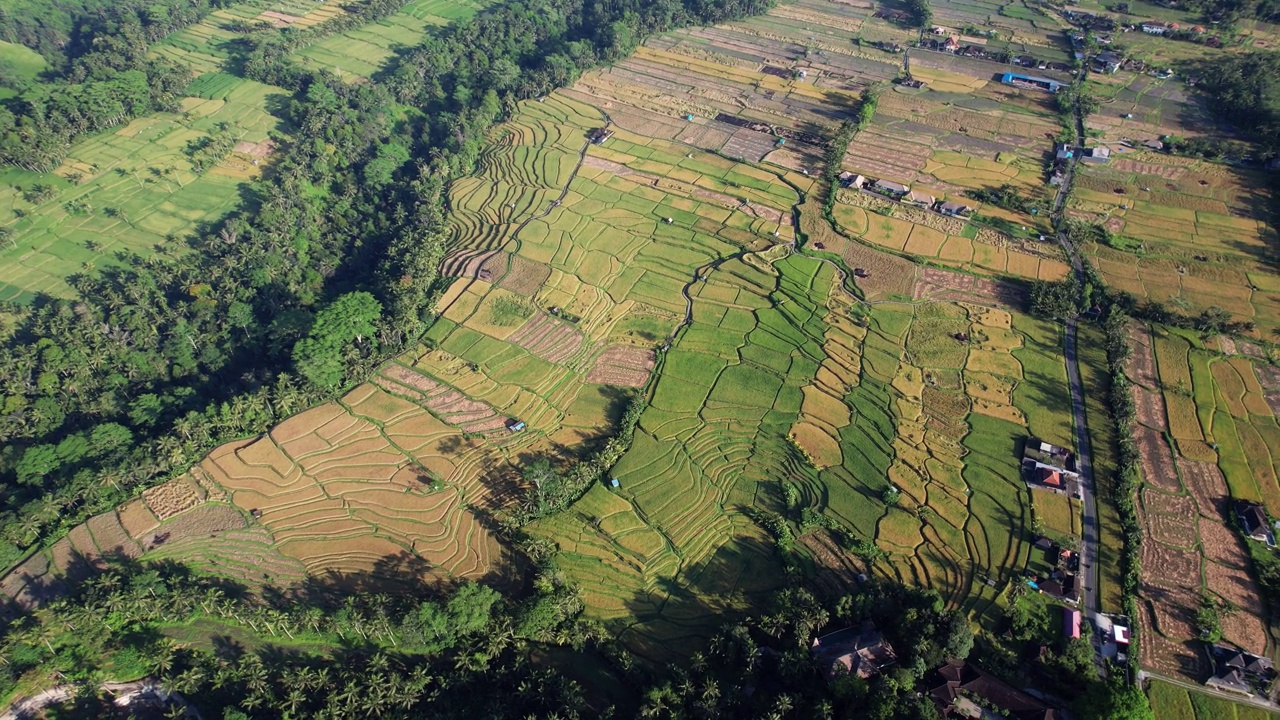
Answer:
[617, 533, 785, 667]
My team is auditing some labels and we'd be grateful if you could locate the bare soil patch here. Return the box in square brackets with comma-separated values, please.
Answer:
[498, 254, 552, 295]
[117, 499, 161, 540]
[1142, 541, 1201, 594]
[1127, 324, 1159, 389]
[586, 345, 657, 387]
[1147, 512, 1198, 549]
[1198, 515, 1250, 571]
[507, 313, 584, 364]
[147, 504, 247, 550]
[1135, 425, 1180, 492]
[1132, 386, 1168, 431]
[143, 476, 205, 519]
[1180, 458, 1231, 519]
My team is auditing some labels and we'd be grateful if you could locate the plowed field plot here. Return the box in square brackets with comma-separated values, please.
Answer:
[1136, 425, 1181, 492]
[587, 345, 658, 387]
[1125, 321, 1276, 681]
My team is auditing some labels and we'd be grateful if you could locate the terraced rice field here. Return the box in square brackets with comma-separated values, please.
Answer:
[1075, 149, 1280, 336]
[4, 0, 1086, 658]
[1127, 322, 1275, 679]
[294, 0, 493, 78]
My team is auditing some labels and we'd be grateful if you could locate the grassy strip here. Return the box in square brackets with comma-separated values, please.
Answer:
[1098, 277, 1143, 654]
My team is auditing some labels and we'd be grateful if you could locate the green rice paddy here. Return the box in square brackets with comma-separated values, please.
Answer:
[0, 79, 285, 301]
[294, 0, 493, 79]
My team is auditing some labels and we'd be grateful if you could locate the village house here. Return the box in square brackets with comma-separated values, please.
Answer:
[937, 200, 972, 217]
[905, 189, 935, 207]
[1205, 645, 1277, 697]
[1063, 608, 1081, 640]
[1038, 571, 1080, 605]
[1023, 438, 1081, 497]
[923, 661, 1060, 719]
[1080, 146, 1111, 164]
[812, 621, 897, 680]
[1024, 438, 1075, 472]
[873, 179, 909, 197]
[1141, 21, 1172, 34]
[838, 171, 867, 189]
[1092, 50, 1124, 74]
[1235, 500, 1272, 544]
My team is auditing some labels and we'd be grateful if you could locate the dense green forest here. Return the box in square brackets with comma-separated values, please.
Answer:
[0, 550, 970, 719]
[1189, 51, 1280, 156]
[0, 548, 1152, 719]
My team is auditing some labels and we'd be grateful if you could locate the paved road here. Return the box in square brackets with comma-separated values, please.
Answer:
[1065, 315, 1100, 616]
[1050, 99, 1100, 617]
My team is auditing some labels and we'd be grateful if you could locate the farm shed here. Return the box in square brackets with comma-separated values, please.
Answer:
[873, 179, 909, 196]
[1000, 73, 1061, 93]
[904, 190, 935, 207]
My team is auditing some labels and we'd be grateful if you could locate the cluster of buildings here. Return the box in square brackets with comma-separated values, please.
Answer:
[1022, 438, 1082, 499]
[1205, 645, 1277, 698]
[812, 625, 1063, 718]
[919, 27, 1073, 71]
[1030, 535, 1080, 605]
[839, 172, 974, 217]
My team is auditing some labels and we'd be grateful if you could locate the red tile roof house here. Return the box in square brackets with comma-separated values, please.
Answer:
[1063, 608, 1081, 640]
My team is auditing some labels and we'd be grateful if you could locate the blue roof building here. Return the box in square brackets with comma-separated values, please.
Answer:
[1001, 72, 1061, 93]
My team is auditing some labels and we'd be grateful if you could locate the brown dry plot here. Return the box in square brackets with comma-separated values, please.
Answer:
[1146, 512, 1198, 549]
[1142, 541, 1202, 595]
[791, 422, 842, 468]
[86, 512, 142, 559]
[1181, 458, 1231, 519]
[1203, 560, 1268, 654]
[500, 254, 552, 295]
[143, 475, 205, 519]
[507, 313, 584, 364]
[1133, 386, 1168, 431]
[1135, 425, 1180, 492]
[1128, 324, 1159, 389]
[1142, 488, 1197, 519]
[1197, 515, 1250, 571]
[117, 499, 161, 539]
[586, 345, 657, 387]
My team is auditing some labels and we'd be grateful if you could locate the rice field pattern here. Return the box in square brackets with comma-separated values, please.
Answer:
[1128, 323, 1273, 679]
